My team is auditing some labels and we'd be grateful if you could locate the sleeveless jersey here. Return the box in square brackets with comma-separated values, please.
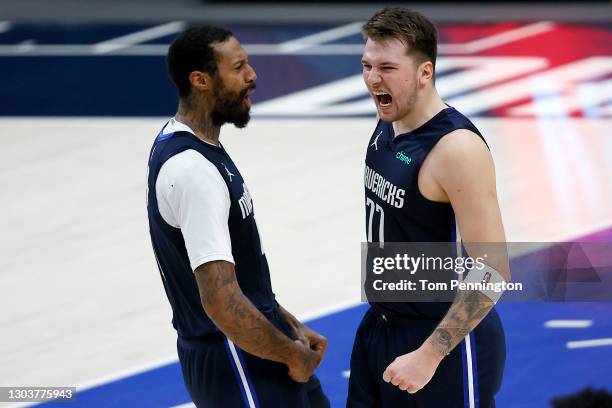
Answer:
[147, 126, 275, 337]
[364, 106, 485, 318]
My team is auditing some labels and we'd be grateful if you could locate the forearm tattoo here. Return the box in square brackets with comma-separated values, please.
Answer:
[429, 290, 494, 357]
[197, 262, 295, 363]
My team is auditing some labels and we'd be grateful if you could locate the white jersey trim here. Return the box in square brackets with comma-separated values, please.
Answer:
[161, 117, 196, 136]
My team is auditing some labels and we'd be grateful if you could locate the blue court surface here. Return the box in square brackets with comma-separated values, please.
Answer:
[35, 301, 612, 408]
[32, 232, 612, 408]
[3, 21, 611, 408]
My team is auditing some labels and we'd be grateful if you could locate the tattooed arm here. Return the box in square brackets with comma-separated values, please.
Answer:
[425, 129, 510, 358]
[427, 286, 494, 356]
[194, 260, 320, 382]
[383, 129, 509, 393]
[277, 304, 328, 359]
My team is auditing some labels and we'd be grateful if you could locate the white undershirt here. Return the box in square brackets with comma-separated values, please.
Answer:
[155, 119, 234, 271]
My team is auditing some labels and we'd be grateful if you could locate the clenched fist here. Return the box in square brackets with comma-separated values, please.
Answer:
[382, 343, 444, 394]
[287, 340, 321, 383]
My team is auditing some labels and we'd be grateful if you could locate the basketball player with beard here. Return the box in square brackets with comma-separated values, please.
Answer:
[147, 27, 329, 408]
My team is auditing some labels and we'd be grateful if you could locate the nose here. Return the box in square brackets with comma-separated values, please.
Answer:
[246, 64, 257, 83]
[365, 68, 382, 87]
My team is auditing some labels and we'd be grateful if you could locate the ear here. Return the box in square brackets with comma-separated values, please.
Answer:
[188, 71, 213, 92]
[418, 61, 434, 86]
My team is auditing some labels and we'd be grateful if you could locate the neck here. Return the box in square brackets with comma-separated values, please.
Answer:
[175, 98, 220, 146]
[393, 88, 447, 136]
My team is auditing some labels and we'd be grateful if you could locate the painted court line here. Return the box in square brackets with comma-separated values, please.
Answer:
[278, 21, 364, 52]
[567, 338, 612, 349]
[297, 298, 360, 322]
[54, 300, 360, 397]
[544, 320, 593, 328]
[439, 21, 555, 53]
[93, 21, 186, 54]
[76, 354, 179, 392]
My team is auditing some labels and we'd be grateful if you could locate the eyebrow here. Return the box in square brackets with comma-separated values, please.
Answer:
[232, 58, 247, 67]
[361, 60, 399, 66]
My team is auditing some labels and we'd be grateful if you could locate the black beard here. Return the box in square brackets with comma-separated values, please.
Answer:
[210, 82, 253, 129]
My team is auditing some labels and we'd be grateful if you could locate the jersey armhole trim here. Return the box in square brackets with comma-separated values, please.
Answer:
[191, 253, 236, 272]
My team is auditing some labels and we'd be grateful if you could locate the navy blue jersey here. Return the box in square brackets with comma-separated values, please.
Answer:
[147, 127, 275, 337]
[364, 107, 485, 318]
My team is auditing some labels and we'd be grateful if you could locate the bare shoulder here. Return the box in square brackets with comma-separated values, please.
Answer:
[432, 129, 490, 163]
[427, 128, 495, 186]
[419, 129, 495, 202]
[431, 129, 492, 173]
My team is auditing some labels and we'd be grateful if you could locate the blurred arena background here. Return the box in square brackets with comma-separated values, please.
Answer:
[0, 1, 610, 407]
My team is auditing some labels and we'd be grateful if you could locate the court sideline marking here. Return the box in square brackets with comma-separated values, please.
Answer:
[544, 320, 593, 328]
[566, 338, 612, 349]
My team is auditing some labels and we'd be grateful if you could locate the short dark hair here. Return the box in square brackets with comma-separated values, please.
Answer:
[166, 26, 233, 99]
[363, 7, 438, 70]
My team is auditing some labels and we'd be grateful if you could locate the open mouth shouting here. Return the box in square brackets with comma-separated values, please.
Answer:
[373, 90, 393, 109]
[243, 84, 256, 108]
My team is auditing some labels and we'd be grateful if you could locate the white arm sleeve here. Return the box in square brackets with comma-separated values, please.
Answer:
[156, 149, 234, 270]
